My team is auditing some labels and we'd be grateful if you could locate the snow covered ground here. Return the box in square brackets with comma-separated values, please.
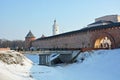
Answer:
[0, 50, 33, 80]
[0, 49, 120, 80]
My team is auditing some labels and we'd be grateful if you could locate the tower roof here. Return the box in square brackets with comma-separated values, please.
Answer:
[25, 30, 35, 38]
[54, 19, 56, 23]
[53, 19, 58, 26]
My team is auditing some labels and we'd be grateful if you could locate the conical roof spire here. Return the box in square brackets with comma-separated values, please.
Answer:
[54, 19, 56, 23]
[25, 30, 35, 38]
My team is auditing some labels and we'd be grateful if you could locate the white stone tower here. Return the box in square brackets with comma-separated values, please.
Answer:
[53, 19, 59, 35]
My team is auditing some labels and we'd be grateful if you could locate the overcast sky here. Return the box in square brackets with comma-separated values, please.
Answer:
[0, 0, 120, 40]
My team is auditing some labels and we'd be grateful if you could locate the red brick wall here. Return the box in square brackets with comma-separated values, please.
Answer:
[0, 48, 10, 51]
[90, 27, 120, 48]
[25, 37, 36, 49]
[32, 26, 120, 49]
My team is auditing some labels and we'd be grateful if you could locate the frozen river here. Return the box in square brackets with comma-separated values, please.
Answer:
[25, 54, 39, 64]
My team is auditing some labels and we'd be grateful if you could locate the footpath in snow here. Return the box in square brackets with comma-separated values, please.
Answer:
[0, 49, 120, 80]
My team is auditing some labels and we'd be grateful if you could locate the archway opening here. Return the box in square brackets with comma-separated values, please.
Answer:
[94, 37, 112, 49]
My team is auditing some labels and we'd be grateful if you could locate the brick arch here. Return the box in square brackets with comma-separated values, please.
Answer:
[93, 32, 115, 49]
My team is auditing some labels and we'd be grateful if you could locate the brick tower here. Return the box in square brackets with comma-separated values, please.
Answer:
[25, 30, 36, 50]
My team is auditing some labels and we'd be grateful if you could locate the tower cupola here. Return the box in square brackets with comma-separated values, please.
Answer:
[53, 19, 59, 35]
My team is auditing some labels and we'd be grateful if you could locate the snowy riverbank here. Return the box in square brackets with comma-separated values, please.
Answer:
[0, 49, 120, 80]
[0, 50, 33, 80]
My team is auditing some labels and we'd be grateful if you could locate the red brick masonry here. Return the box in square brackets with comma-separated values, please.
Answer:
[0, 48, 10, 51]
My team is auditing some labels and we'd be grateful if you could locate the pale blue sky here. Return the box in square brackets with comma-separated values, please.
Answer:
[0, 0, 120, 40]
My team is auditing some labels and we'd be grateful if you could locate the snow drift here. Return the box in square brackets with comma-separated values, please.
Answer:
[0, 50, 33, 80]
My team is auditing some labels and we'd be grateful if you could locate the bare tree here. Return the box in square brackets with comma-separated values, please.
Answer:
[0, 39, 25, 51]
